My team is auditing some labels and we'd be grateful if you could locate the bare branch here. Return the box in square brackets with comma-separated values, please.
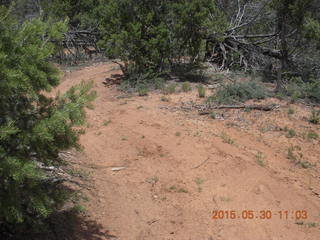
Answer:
[235, 32, 278, 39]
[227, 2, 268, 33]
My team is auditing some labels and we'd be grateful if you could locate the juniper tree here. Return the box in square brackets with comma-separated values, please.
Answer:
[42, 0, 100, 28]
[0, 6, 95, 232]
[95, 0, 226, 83]
[36, 0, 320, 95]
[269, 0, 314, 90]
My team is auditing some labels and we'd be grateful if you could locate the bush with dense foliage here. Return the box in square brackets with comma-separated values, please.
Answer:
[40, 0, 99, 27]
[42, 1, 320, 94]
[95, 0, 226, 83]
[286, 77, 320, 103]
[0, 6, 95, 232]
[209, 81, 269, 104]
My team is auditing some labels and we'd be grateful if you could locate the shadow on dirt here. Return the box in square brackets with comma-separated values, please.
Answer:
[103, 74, 123, 86]
[1, 209, 116, 240]
[170, 62, 212, 83]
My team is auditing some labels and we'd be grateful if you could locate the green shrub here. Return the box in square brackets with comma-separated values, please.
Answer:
[298, 161, 313, 169]
[286, 77, 320, 103]
[154, 78, 165, 90]
[256, 152, 265, 167]
[161, 96, 170, 102]
[287, 147, 297, 161]
[209, 81, 269, 104]
[288, 107, 295, 115]
[97, 0, 227, 85]
[306, 131, 319, 140]
[181, 82, 192, 92]
[197, 85, 206, 98]
[309, 109, 320, 124]
[286, 129, 296, 138]
[0, 10, 95, 230]
[286, 146, 311, 168]
[119, 70, 166, 93]
[137, 85, 149, 96]
[73, 204, 87, 214]
[210, 112, 216, 119]
[103, 120, 112, 126]
[163, 83, 177, 95]
[220, 132, 234, 144]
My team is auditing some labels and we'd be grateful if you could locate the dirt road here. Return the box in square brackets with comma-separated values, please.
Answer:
[56, 62, 320, 240]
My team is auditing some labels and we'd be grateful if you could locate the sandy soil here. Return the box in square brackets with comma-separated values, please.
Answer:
[54, 62, 320, 240]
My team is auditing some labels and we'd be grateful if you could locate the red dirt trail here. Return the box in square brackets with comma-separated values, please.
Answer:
[55, 62, 320, 240]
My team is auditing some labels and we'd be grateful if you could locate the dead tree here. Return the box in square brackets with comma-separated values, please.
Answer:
[198, 104, 281, 115]
[55, 29, 101, 64]
[205, 0, 307, 91]
[206, 1, 277, 68]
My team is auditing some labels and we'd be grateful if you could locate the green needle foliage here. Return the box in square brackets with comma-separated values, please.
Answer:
[0, 6, 95, 231]
[96, 0, 226, 83]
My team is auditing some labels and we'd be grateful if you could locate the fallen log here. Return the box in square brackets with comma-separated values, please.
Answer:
[199, 104, 280, 115]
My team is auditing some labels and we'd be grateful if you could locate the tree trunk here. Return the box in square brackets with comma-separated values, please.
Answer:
[276, 2, 289, 92]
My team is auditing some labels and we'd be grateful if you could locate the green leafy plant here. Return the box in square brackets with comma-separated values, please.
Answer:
[181, 82, 192, 92]
[73, 204, 87, 214]
[286, 129, 296, 138]
[210, 112, 216, 119]
[288, 107, 295, 115]
[309, 109, 320, 124]
[287, 146, 312, 168]
[194, 177, 204, 192]
[163, 83, 177, 95]
[148, 176, 159, 184]
[286, 77, 320, 103]
[103, 120, 112, 126]
[67, 168, 91, 181]
[208, 81, 269, 104]
[161, 96, 170, 102]
[178, 188, 189, 193]
[154, 78, 165, 90]
[287, 146, 297, 162]
[298, 161, 313, 169]
[256, 152, 266, 167]
[197, 85, 206, 98]
[220, 132, 234, 144]
[306, 131, 319, 140]
[137, 85, 149, 96]
[169, 186, 177, 191]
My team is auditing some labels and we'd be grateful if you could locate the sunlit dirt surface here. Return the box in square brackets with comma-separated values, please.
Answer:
[54, 62, 320, 240]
